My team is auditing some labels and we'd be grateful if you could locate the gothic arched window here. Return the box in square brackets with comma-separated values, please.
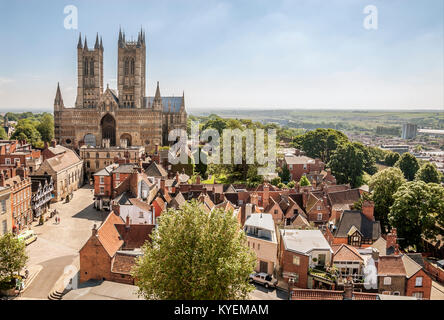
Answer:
[84, 58, 89, 76]
[90, 59, 94, 76]
[124, 59, 129, 76]
[130, 59, 135, 75]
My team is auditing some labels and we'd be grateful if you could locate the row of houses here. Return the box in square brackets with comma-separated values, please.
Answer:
[0, 139, 83, 235]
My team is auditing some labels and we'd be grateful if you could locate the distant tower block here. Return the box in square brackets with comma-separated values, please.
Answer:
[401, 123, 417, 140]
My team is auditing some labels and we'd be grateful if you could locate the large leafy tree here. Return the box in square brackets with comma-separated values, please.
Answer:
[0, 127, 7, 140]
[11, 119, 43, 148]
[36, 113, 54, 142]
[388, 181, 444, 250]
[293, 128, 349, 163]
[327, 142, 366, 188]
[415, 162, 442, 184]
[384, 151, 400, 167]
[354, 142, 377, 175]
[132, 200, 256, 300]
[0, 233, 28, 284]
[395, 152, 420, 181]
[368, 167, 406, 232]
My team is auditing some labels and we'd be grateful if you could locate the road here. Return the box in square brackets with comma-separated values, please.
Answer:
[18, 185, 105, 300]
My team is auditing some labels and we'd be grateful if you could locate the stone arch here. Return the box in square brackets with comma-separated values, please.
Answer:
[120, 133, 132, 147]
[84, 133, 96, 147]
[101, 113, 116, 146]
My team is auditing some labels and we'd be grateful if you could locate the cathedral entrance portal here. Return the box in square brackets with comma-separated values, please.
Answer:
[101, 114, 116, 146]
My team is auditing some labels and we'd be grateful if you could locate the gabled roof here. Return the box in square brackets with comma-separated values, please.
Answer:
[111, 252, 138, 275]
[172, 192, 186, 207]
[45, 146, 82, 172]
[333, 244, 364, 262]
[334, 210, 381, 240]
[377, 255, 406, 276]
[112, 163, 137, 174]
[370, 237, 387, 255]
[327, 189, 361, 207]
[284, 155, 315, 165]
[144, 162, 168, 177]
[305, 193, 321, 212]
[401, 254, 423, 278]
[406, 253, 425, 268]
[95, 212, 124, 257]
[114, 224, 155, 250]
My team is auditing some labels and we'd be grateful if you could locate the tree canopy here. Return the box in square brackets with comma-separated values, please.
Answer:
[415, 162, 442, 184]
[368, 167, 406, 233]
[327, 142, 367, 188]
[388, 181, 444, 250]
[293, 128, 349, 163]
[384, 151, 400, 167]
[395, 153, 420, 181]
[132, 200, 256, 300]
[299, 175, 311, 186]
[0, 233, 28, 285]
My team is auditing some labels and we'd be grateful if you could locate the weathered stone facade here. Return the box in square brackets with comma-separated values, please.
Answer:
[54, 29, 187, 154]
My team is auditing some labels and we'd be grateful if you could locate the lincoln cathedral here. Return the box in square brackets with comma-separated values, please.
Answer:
[53, 28, 187, 153]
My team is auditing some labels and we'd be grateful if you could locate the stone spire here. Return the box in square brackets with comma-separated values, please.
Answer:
[77, 33, 83, 49]
[100, 36, 103, 50]
[154, 81, 161, 101]
[94, 33, 99, 49]
[118, 27, 123, 47]
[54, 82, 64, 108]
[83, 36, 88, 50]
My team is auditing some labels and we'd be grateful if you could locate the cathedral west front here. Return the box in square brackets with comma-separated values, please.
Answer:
[53, 28, 187, 153]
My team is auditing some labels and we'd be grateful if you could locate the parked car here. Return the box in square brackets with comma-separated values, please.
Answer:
[249, 272, 278, 289]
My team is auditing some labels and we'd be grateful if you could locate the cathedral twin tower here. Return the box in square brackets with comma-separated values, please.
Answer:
[54, 28, 187, 152]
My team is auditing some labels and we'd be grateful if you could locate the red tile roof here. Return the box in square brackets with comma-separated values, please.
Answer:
[96, 212, 124, 257]
[377, 255, 406, 276]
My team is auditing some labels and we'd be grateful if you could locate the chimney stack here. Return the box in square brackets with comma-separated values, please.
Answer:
[50, 139, 57, 148]
[92, 224, 97, 236]
[386, 228, 398, 254]
[196, 175, 201, 184]
[362, 200, 375, 221]
[125, 215, 130, 228]
[343, 277, 354, 300]
[175, 171, 180, 183]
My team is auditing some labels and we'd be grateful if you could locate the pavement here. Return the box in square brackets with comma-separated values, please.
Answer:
[63, 280, 143, 300]
[16, 185, 105, 300]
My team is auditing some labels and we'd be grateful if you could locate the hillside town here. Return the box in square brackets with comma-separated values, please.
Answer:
[0, 131, 443, 300]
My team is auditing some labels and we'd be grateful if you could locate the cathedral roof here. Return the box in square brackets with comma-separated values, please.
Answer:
[143, 96, 183, 113]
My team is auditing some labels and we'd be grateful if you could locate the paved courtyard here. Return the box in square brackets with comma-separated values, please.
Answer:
[18, 185, 106, 300]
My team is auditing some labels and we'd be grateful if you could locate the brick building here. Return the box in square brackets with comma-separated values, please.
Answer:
[0, 186, 12, 235]
[283, 155, 324, 182]
[79, 211, 154, 284]
[0, 165, 32, 234]
[0, 140, 42, 174]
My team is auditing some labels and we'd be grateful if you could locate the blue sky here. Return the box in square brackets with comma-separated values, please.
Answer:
[0, 0, 442, 112]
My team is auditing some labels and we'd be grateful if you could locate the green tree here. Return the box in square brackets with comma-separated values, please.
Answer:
[0, 233, 28, 285]
[287, 180, 296, 189]
[293, 128, 349, 163]
[270, 176, 281, 187]
[132, 200, 256, 300]
[36, 113, 54, 142]
[354, 143, 377, 175]
[415, 162, 442, 184]
[384, 151, 400, 167]
[388, 181, 444, 250]
[11, 119, 42, 148]
[327, 143, 366, 188]
[0, 127, 7, 140]
[279, 164, 291, 183]
[369, 167, 406, 232]
[395, 153, 420, 181]
[299, 175, 311, 186]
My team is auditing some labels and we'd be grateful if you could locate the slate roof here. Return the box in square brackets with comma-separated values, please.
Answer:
[334, 210, 381, 240]
[328, 189, 361, 207]
[244, 213, 275, 231]
[144, 162, 168, 177]
[113, 163, 137, 174]
[406, 253, 425, 268]
[143, 96, 183, 113]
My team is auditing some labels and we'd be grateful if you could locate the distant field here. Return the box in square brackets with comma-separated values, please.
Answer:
[190, 109, 444, 133]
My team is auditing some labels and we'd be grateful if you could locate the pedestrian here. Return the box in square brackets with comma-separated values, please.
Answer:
[58, 217, 61, 224]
